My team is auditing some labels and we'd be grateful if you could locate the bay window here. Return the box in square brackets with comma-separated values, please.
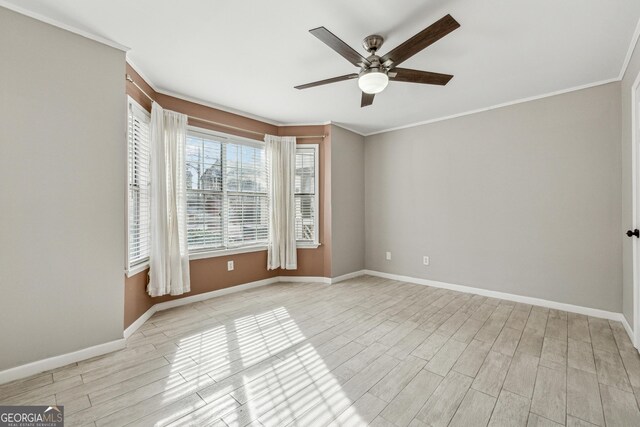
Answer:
[127, 120, 320, 263]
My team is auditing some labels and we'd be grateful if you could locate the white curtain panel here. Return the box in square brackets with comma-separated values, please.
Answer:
[265, 134, 298, 270]
[148, 103, 191, 297]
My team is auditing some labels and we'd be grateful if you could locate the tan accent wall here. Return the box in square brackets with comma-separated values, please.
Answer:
[124, 64, 332, 328]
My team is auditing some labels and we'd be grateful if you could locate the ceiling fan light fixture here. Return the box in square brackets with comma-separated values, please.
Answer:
[358, 69, 389, 94]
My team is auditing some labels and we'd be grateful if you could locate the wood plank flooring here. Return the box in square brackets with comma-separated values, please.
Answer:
[2, 275, 640, 426]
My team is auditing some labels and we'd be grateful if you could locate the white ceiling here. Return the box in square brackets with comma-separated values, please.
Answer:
[5, 0, 640, 134]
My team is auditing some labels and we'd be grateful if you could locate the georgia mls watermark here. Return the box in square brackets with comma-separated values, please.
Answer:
[0, 405, 63, 427]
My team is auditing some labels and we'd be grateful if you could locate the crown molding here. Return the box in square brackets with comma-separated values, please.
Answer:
[126, 59, 160, 93]
[329, 122, 366, 136]
[128, 64, 340, 132]
[281, 121, 332, 127]
[0, 1, 128, 52]
[154, 87, 283, 127]
[363, 77, 620, 137]
[620, 16, 640, 80]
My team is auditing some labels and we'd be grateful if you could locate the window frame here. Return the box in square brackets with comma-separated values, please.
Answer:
[186, 126, 271, 259]
[186, 128, 321, 259]
[295, 144, 320, 248]
[125, 97, 151, 277]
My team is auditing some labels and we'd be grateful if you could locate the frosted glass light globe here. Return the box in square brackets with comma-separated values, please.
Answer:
[358, 70, 389, 94]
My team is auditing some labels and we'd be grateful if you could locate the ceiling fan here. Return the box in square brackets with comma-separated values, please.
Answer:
[295, 14, 460, 107]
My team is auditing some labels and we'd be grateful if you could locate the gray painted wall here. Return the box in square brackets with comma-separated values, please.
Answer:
[0, 8, 126, 370]
[365, 83, 622, 312]
[622, 40, 640, 325]
[331, 125, 365, 277]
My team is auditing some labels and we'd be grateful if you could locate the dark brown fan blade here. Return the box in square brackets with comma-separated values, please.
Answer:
[361, 92, 375, 107]
[310, 27, 371, 67]
[294, 73, 359, 90]
[389, 68, 453, 85]
[381, 14, 460, 67]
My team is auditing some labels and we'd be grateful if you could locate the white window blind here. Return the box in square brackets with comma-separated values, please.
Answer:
[186, 131, 268, 252]
[127, 100, 151, 268]
[295, 146, 318, 244]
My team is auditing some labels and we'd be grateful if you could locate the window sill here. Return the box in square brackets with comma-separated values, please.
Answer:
[128, 243, 322, 269]
[126, 262, 149, 278]
[188, 242, 321, 260]
[189, 245, 268, 260]
[297, 243, 321, 249]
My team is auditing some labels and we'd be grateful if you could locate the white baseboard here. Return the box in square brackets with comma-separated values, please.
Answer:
[363, 269, 628, 324]
[279, 270, 367, 285]
[0, 339, 125, 385]
[278, 276, 331, 284]
[330, 270, 366, 284]
[153, 277, 279, 312]
[621, 315, 635, 347]
[123, 306, 156, 339]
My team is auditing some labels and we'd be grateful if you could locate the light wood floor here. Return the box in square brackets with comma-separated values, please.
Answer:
[2, 275, 640, 426]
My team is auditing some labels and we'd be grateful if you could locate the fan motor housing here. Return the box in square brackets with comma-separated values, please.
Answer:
[362, 35, 384, 53]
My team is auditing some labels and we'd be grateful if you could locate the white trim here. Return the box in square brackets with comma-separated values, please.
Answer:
[0, 339, 125, 385]
[124, 96, 133, 279]
[622, 315, 635, 348]
[295, 144, 321, 247]
[330, 122, 366, 137]
[620, 17, 640, 80]
[0, 1, 129, 52]
[364, 78, 619, 137]
[363, 270, 625, 322]
[155, 87, 282, 127]
[632, 70, 640, 350]
[125, 97, 152, 275]
[189, 245, 267, 261]
[188, 244, 320, 261]
[126, 65, 331, 134]
[126, 59, 161, 93]
[125, 261, 149, 278]
[282, 121, 332, 127]
[330, 270, 366, 284]
[298, 243, 321, 249]
[278, 276, 332, 284]
[123, 306, 155, 339]
[153, 277, 280, 312]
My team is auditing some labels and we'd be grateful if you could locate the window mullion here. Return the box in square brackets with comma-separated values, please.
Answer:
[222, 142, 229, 249]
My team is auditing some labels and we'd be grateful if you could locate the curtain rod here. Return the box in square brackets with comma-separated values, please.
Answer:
[126, 75, 326, 140]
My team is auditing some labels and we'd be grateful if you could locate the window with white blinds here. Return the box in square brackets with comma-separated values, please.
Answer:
[127, 100, 151, 270]
[186, 131, 269, 252]
[295, 145, 319, 244]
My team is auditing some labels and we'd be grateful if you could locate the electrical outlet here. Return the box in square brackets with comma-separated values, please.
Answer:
[227, 260, 234, 271]
[423, 256, 430, 266]
[386, 251, 392, 261]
